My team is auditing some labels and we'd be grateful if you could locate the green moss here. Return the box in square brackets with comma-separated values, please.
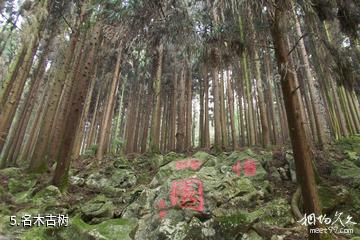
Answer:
[331, 159, 360, 187]
[54, 215, 137, 240]
[226, 149, 257, 163]
[248, 198, 293, 227]
[216, 211, 249, 227]
[334, 135, 360, 153]
[193, 151, 212, 160]
[318, 185, 349, 213]
[21, 227, 49, 240]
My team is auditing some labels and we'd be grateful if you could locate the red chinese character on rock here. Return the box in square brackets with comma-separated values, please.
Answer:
[244, 159, 256, 176]
[232, 160, 242, 176]
[157, 198, 167, 219]
[170, 178, 204, 212]
[175, 159, 202, 170]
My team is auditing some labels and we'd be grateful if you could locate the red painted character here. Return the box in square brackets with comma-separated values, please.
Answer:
[157, 198, 167, 219]
[244, 159, 256, 176]
[175, 159, 202, 170]
[232, 160, 242, 176]
[170, 178, 204, 212]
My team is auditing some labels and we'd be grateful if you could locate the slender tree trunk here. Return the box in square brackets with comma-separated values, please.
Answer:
[294, 11, 329, 149]
[53, 25, 101, 190]
[168, 64, 177, 150]
[96, 48, 122, 160]
[264, 50, 278, 145]
[254, 49, 271, 147]
[176, 65, 186, 152]
[86, 87, 101, 149]
[203, 66, 210, 149]
[199, 67, 205, 148]
[133, 81, 144, 153]
[160, 93, 168, 152]
[0, 35, 39, 152]
[150, 44, 164, 152]
[185, 61, 192, 150]
[125, 81, 139, 154]
[226, 67, 238, 149]
[2, 35, 52, 166]
[219, 70, 228, 148]
[141, 83, 153, 153]
[212, 66, 222, 150]
[269, 4, 323, 239]
[72, 66, 97, 158]
[28, 28, 81, 172]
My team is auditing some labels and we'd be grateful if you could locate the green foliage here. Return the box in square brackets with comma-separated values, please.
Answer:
[111, 137, 125, 154]
[83, 144, 98, 158]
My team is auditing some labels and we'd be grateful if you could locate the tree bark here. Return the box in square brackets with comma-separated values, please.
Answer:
[269, 4, 323, 239]
[294, 10, 329, 149]
[212, 66, 222, 150]
[53, 25, 101, 190]
[96, 48, 123, 160]
[150, 44, 164, 152]
[226, 67, 238, 149]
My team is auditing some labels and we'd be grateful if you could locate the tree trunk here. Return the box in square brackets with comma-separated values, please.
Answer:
[219, 70, 228, 148]
[264, 50, 278, 145]
[1, 34, 52, 166]
[96, 48, 122, 160]
[176, 65, 186, 152]
[269, 4, 323, 239]
[168, 64, 177, 150]
[294, 11, 329, 149]
[185, 61, 192, 150]
[212, 66, 222, 150]
[28, 28, 81, 172]
[53, 25, 101, 190]
[226, 67, 238, 149]
[141, 83, 153, 153]
[150, 44, 164, 153]
[254, 49, 271, 147]
[203, 65, 210, 149]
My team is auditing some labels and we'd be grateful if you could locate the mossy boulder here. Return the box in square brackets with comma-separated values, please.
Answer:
[109, 169, 137, 189]
[331, 159, 360, 188]
[193, 151, 218, 167]
[249, 198, 294, 227]
[124, 150, 272, 239]
[29, 215, 138, 240]
[85, 168, 136, 196]
[33, 185, 62, 204]
[80, 195, 115, 224]
[61, 216, 137, 240]
[7, 177, 36, 195]
[0, 167, 22, 178]
[318, 185, 350, 213]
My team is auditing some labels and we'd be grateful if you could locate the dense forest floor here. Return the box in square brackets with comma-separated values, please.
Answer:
[1, 136, 360, 240]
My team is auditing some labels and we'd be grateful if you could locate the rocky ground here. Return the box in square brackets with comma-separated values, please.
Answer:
[1, 136, 360, 240]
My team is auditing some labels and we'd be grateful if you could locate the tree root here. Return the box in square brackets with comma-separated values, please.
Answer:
[291, 186, 303, 221]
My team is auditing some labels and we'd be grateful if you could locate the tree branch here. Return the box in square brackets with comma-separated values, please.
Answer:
[288, 33, 308, 57]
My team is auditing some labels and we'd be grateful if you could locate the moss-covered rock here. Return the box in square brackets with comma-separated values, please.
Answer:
[318, 185, 350, 213]
[23, 215, 138, 240]
[66, 216, 137, 240]
[80, 195, 115, 224]
[248, 198, 294, 227]
[33, 185, 62, 204]
[0, 167, 22, 178]
[331, 159, 360, 188]
[7, 177, 36, 195]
